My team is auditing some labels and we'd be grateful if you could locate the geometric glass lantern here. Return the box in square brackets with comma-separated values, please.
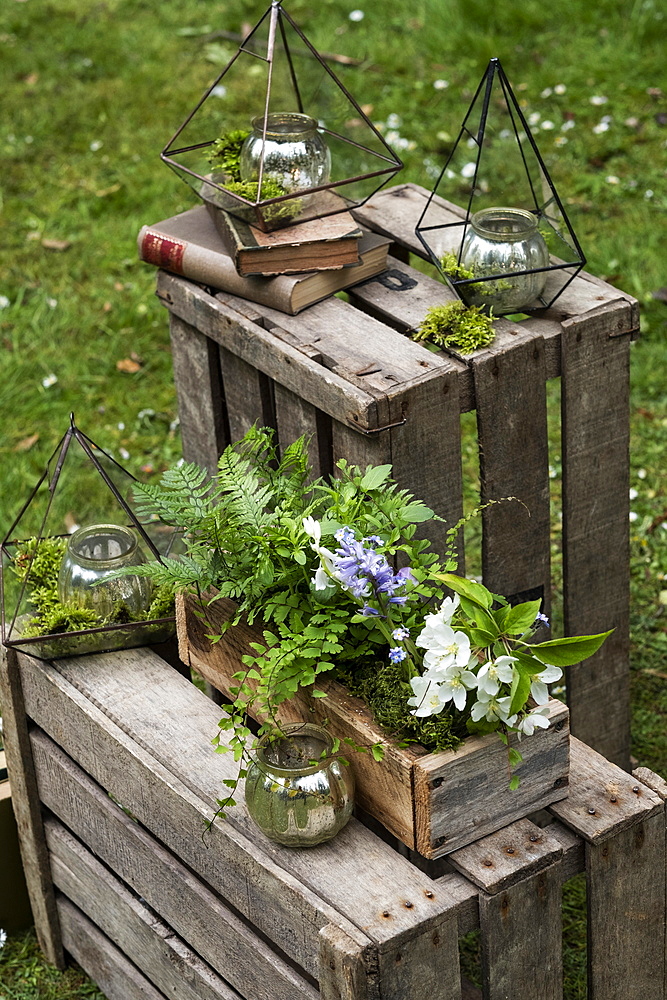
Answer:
[416, 58, 585, 315]
[1, 416, 177, 660]
[161, 1, 403, 233]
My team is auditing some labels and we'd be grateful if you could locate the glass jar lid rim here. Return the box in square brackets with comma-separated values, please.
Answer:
[254, 723, 335, 776]
[470, 206, 540, 237]
[67, 522, 139, 562]
[251, 112, 319, 137]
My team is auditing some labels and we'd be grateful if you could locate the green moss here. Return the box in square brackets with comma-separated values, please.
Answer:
[339, 660, 467, 754]
[412, 301, 496, 355]
[205, 129, 250, 180]
[224, 177, 302, 224]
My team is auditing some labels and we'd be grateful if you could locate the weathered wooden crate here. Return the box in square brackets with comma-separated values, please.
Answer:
[2, 643, 666, 1000]
[177, 592, 570, 858]
[159, 182, 638, 769]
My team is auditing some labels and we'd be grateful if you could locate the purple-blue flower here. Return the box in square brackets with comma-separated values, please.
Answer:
[392, 626, 410, 641]
[534, 612, 550, 629]
[389, 647, 407, 664]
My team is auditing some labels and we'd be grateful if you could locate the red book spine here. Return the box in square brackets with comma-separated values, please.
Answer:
[140, 230, 186, 273]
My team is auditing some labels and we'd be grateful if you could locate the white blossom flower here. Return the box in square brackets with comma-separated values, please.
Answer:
[42, 373, 58, 388]
[433, 79, 449, 90]
[629, 511, 639, 522]
[460, 161, 477, 179]
[386, 113, 401, 129]
[638, 468, 647, 479]
[0, 928, 6, 952]
[408, 676, 449, 717]
[541, 120, 555, 130]
[302, 516, 321, 546]
[421, 632, 472, 674]
[46, 297, 57, 308]
[561, 119, 576, 131]
[540, 87, 553, 98]
[530, 664, 563, 705]
[424, 663, 478, 711]
[606, 175, 620, 185]
[516, 706, 551, 736]
[554, 136, 568, 146]
[528, 112, 541, 125]
[629, 488, 639, 500]
[349, 9, 364, 20]
[645, 189, 654, 199]
[119, 447, 130, 461]
[0, 295, 9, 308]
[211, 85, 227, 98]
[592, 120, 610, 133]
[470, 690, 514, 724]
[554, 84, 567, 95]
[590, 95, 608, 105]
[90, 140, 102, 152]
[477, 655, 517, 696]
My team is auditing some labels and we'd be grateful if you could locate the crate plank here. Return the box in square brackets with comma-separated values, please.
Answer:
[58, 897, 168, 1000]
[170, 314, 229, 474]
[447, 817, 563, 894]
[472, 330, 551, 607]
[318, 925, 377, 1000]
[158, 273, 381, 431]
[549, 737, 662, 844]
[478, 862, 563, 1000]
[17, 651, 462, 965]
[0, 646, 64, 967]
[273, 382, 329, 479]
[376, 908, 461, 1000]
[561, 306, 632, 766]
[47, 819, 243, 1000]
[586, 810, 666, 1000]
[31, 731, 319, 1000]
[219, 345, 276, 441]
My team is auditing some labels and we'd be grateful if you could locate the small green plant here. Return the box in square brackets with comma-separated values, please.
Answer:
[413, 301, 496, 354]
[224, 178, 301, 224]
[205, 129, 250, 179]
[440, 251, 513, 302]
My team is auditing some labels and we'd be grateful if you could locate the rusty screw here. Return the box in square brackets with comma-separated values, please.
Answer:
[529, 834, 539, 843]
[610, 795, 618, 803]
[506, 847, 515, 855]
[588, 807, 596, 815]
[404, 901, 414, 909]
[633, 786, 641, 794]
[424, 890, 434, 899]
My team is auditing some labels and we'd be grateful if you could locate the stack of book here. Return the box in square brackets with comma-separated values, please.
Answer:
[138, 204, 391, 315]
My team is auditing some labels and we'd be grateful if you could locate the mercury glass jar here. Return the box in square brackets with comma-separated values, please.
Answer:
[239, 113, 331, 194]
[245, 723, 354, 847]
[460, 206, 550, 312]
[58, 523, 152, 619]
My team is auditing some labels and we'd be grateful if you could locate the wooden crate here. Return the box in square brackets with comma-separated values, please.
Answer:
[177, 591, 570, 858]
[2, 643, 665, 1000]
[160, 182, 638, 769]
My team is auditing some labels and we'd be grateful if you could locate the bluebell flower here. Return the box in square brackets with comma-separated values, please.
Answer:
[534, 612, 550, 629]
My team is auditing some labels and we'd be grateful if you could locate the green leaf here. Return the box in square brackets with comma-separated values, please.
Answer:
[437, 573, 493, 608]
[400, 502, 435, 523]
[509, 775, 521, 791]
[469, 627, 498, 648]
[509, 663, 533, 716]
[508, 747, 523, 768]
[371, 744, 385, 761]
[529, 629, 613, 667]
[312, 689, 328, 698]
[293, 549, 306, 566]
[497, 599, 542, 635]
[360, 464, 393, 491]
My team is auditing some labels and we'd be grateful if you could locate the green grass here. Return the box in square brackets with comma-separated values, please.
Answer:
[1, 0, 666, 996]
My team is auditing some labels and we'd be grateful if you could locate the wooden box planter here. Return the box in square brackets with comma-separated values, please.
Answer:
[177, 592, 570, 859]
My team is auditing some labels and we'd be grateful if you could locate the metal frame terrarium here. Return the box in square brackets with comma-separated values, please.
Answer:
[416, 57, 586, 315]
[160, 1, 403, 233]
[0, 416, 177, 660]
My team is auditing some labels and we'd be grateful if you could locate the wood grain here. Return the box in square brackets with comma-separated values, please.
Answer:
[447, 817, 564, 894]
[561, 305, 632, 767]
[413, 699, 570, 857]
[478, 861, 563, 1000]
[58, 897, 168, 1000]
[47, 818, 243, 1000]
[31, 730, 318, 1000]
[169, 314, 229, 474]
[0, 646, 64, 967]
[472, 329, 551, 609]
[318, 925, 377, 1000]
[219, 344, 276, 441]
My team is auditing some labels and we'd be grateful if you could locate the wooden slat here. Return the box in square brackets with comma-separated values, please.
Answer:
[413, 699, 570, 857]
[549, 737, 663, 844]
[31, 731, 318, 1000]
[158, 272, 381, 431]
[58, 897, 168, 1000]
[17, 650, 462, 965]
[318, 925, 376, 1000]
[375, 908, 461, 1000]
[586, 809, 666, 1000]
[478, 861, 563, 1000]
[273, 382, 329, 479]
[633, 767, 667, 1000]
[472, 330, 551, 607]
[47, 819, 242, 1000]
[169, 314, 229, 473]
[561, 307, 632, 766]
[0, 646, 64, 967]
[447, 817, 563, 894]
[219, 345, 276, 441]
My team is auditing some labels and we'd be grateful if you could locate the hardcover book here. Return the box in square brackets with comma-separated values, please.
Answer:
[206, 200, 363, 276]
[138, 206, 390, 316]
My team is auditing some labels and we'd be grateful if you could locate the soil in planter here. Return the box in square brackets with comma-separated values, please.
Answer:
[337, 660, 468, 754]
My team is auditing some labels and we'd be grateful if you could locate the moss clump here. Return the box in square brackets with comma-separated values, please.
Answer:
[339, 660, 467, 754]
[205, 129, 250, 178]
[412, 301, 495, 355]
[224, 177, 301, 224]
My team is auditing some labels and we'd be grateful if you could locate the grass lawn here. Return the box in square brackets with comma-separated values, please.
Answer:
[1, 0, 665, 996]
